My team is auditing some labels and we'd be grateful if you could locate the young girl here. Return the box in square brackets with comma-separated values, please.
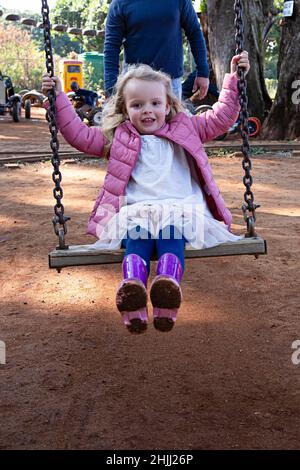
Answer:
[42, 51, 250, 335]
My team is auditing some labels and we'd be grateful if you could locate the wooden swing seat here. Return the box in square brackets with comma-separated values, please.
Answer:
[49, 236, 267, 269]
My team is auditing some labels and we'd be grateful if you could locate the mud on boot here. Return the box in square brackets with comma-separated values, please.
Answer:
[116, 254, 148, 334]
[150, 253, 183, 332]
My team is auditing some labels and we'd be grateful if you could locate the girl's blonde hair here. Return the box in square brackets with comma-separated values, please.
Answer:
[101, 64, 184, 154]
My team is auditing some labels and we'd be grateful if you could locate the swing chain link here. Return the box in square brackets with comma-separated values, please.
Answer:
[41, 0, 70, 249]
[234, 0, 258, 238]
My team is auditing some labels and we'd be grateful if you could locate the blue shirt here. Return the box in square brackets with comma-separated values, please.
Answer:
[104, 0, 209, 94]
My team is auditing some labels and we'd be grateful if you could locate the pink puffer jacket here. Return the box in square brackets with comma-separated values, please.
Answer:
[45, 73, 240, 238]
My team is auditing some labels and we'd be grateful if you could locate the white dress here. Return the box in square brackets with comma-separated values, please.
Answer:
[91, 135, 242, 250]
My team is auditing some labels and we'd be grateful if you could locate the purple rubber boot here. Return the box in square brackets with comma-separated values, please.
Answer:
[116, 254, 148, 334]
[150, 253, 183, 332]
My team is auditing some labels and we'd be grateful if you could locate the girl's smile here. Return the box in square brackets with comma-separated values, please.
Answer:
[124, 78, 170, 134]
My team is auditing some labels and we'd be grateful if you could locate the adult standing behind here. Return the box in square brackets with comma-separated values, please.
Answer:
[104, 0, 209, 100]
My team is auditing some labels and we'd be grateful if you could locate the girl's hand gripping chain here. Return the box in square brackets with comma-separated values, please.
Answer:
[41, 73, 62, 96]
[230, 50, 250, 76]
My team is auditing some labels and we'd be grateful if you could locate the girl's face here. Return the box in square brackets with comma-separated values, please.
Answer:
[124, 79, 170, 134]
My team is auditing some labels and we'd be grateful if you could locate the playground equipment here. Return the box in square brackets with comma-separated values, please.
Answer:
[195, 104, 262, 140]
[0, 72, 30, 122]
[59, 59, 84, 93]
[20, 90, 44, 107]
[40, 0, 266, 270]
[58, 58, 103, 124]
[182, 72, 262, 139]
[78, 52, 105, 88]
[67, 85, 103, 127]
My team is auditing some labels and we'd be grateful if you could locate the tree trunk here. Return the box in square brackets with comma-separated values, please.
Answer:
[206, 0, 273, 121]
[198, 11, 218, 102]
[261, 0, 300, 140]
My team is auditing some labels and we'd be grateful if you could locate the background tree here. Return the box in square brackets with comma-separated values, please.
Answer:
[205, 0, 276, 120]
[51, 0, 111, 53]
[0, 23, 44, 91]
[262, 0, 300, 139]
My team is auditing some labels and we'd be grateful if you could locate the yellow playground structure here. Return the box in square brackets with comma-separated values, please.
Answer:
[59, 59, 84, 93]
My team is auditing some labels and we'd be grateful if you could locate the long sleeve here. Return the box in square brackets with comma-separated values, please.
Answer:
[192, 73, 240, 143]
[104, 1, 126, 95]
[44, 93, 107, 156]
[180, 0, 209, 78]
[104, 0, 208, 87]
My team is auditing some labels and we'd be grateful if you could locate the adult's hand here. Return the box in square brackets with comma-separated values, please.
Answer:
[192, 76, 209, 100]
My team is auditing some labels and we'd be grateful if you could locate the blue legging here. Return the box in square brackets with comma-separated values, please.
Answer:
[121, 225, 186, 274]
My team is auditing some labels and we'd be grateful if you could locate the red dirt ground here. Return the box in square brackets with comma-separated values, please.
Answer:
[0, 109, 300, 450]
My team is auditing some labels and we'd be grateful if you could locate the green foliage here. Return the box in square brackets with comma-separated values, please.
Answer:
[0, 23, 45, 91]
[199, 1, 207, 14]
[81, 0, 109, 28]
[51, 32, 83, 57]
[264, 2, 284, 81]
[50, 0, 109, 55]
[193, 0, 207, 13]
[52, 0, 85, 27]
[82, 62, 103, 92]
[265, 78, 278, 99]
[273, 0, 285, 9]
[52, 0, 108, 32]
[265, 26, 281, 79]
[82, 62, 95, 89]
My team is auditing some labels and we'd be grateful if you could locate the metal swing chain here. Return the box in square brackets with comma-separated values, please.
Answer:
[41, 0, 70, 249]
[234, 0, 258, 238]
